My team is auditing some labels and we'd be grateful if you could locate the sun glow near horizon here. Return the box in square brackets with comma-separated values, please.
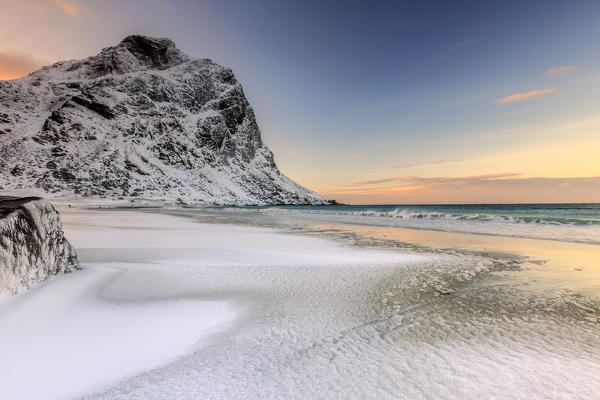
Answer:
[305, 116, 600, 204]
[1, 0, 599, 204]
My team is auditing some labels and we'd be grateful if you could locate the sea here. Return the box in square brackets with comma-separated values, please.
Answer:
[209, 203, 600, 245]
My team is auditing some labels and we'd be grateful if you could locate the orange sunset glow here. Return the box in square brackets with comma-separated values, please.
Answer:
[1, 0, 599, 204]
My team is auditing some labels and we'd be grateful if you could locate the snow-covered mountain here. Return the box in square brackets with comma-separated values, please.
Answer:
[0, 35, 324, 205]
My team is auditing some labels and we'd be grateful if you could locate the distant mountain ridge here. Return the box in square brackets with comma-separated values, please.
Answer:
[0, 35, 324, 205]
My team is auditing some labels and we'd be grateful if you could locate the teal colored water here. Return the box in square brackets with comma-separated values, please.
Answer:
[273, 203, 600, 225]
[220, 204, 600, 244]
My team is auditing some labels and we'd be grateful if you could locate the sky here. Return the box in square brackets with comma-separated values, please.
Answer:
[1, 0, 599, 204]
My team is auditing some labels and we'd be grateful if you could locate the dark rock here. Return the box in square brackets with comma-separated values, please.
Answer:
[10, 165, 23, 176]
[71, 96, 115, 119]
[0, 197, 79, 299]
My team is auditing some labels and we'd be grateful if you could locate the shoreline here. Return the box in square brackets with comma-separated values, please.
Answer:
[155, 206, 600, 298]
[1, 207, 599, 399]
[85, 208, 600, 399]
[151, 204, 600, 245]
[311, 222, 600, 297]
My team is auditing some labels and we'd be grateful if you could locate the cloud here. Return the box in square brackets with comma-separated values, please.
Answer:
[0, 0, 84, 17]
[354, 172, 521, 186]
[354, 176, 412, 185]
[544, 65, 576, 77]
[446, 39, 477, 51]
[389, 159, 461, 169]
[347, 153, 366, 158]
[53, 0, 82, 16]
[426, 38, 479, 64]
[322, 176, 600, 204]
[0, 50, 45, 80]
[495, 88, 557, 105]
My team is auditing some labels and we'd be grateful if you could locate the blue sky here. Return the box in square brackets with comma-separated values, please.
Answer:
[1, 0, 600, 202]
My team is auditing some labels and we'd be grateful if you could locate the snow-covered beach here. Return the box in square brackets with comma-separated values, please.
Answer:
[1, 3, 599, 398]
[1, 208, 599, 399]
[0, 210, 237, 399]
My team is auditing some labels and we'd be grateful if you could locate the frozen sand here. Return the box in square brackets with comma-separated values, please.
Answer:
[0, 209, 239, 399]
[1, 208, 599, 399]
[0, 265, 232, 400]
[0, 209, 424, 399]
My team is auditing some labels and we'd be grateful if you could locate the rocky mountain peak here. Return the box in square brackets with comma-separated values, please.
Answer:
[121, 34, 177, 51]
[118, 35, 185, 67]
[85, 34, 190, 77]
[0, 36, 325, 206]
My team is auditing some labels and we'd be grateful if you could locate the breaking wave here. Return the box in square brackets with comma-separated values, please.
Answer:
[243, 204, 600, 245]
[348, 209, 600, 226]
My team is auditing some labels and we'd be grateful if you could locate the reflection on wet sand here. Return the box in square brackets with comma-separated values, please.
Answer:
[313, 223, 600, 297]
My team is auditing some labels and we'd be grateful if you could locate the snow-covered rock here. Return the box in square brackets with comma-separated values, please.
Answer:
[0, 35, 325, 205]
[0, 197, 79, 299]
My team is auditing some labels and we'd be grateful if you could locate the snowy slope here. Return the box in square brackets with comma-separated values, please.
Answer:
[0, 197, 79, 299]
[0, 35, 324, 205]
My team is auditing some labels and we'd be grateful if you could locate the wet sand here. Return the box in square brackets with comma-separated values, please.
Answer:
[312, 223, 600, 297]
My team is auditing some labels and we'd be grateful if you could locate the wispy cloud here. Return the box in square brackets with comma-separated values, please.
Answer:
[495, 88, 557, 105]
[354, 176, 412, 186]
[347, 153, 366, 159]
[426, 38, 479, 64]
[0, 50, 45, 80]
[322, 176, 600, 204]
[53, 0, 82, 16]
[354, 172, 521, 186]
[544, 65, 576, 77]
[0, 0, 85, 17]
[446, 39, 477, 51]
[389, 159, 461, 169]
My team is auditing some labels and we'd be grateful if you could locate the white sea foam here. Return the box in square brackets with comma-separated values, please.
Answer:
[247, 207, 600, 244]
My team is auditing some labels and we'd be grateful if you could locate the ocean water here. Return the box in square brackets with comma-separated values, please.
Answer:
[225, 203, 600, 244]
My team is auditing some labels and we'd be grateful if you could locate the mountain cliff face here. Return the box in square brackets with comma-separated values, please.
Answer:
[0, 35, 324, 205]
[0, 197, 79, 300]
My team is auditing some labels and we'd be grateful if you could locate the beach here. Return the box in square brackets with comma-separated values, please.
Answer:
[2, 3, 599, 398]
[0, 206, 599, 399]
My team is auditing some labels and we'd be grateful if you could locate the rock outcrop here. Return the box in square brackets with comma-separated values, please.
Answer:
[0, 35, 325, 205]
[0, 197, 79, 299]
